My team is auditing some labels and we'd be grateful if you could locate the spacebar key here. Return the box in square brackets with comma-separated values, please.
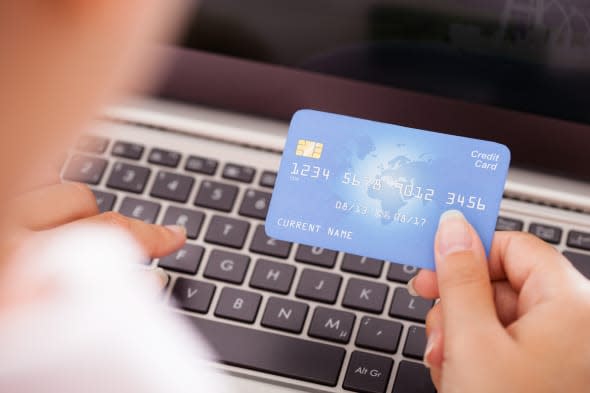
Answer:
[187, 316, 345, 386]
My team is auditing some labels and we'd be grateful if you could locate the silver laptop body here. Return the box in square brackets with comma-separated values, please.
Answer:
[67, 2, 590, 392]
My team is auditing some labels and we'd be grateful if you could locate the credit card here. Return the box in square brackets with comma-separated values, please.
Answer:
[265, 110, 511, 270]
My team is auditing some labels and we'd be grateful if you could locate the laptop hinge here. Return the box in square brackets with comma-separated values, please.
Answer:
[104, 98, 590, 214]
[105, 97, 287, 153]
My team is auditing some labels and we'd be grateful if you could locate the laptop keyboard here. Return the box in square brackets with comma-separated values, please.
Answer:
[62, 132, 590, 393]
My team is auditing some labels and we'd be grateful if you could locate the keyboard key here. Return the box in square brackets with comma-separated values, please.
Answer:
[205, 215, 250, 249]
[341, 254, 383, 277]
[355, 316, 402, 354]
[567, 231, 590, 251]
[262, 297, 308, 333]
[222, 163, 256, 183]
[403, 325, 427, 360]
[185, 155, 218, 175]
[161, 206, 204, 240]
[392, 361, 436, 393]
[204, 250, 250, 284]
[148, 148, 181, 167]
[76, 135, 109, 154]
[171, 278, 215, 314]
[107, 162, 151, 193]
[63, 155, 108, 185]
[295, 246, 338, 268]
[259, 170, 277, 188]
[150, 171, 194, 203]
[387, 263, 419, 283]
[564, 251, 590, 279]
[342, 278, 388, 314]
[308, 306, 355, 344]
[215, 287, 261, 323]
[194, 180, 238, 212]
[496, 216, 524, 231]
[92, 190, 116, 213]
[249, 225, 292, 258]
[239, 189, 271, 219]
[111, 141, 144, 160]
[158, 244, 204, 275]
[250, 259, 296, 294]
[343, 351, 393, 393]
[296, 269, 342, 304]
[186, 316, 345, 386]
[390, 287, 434, 323]
[529, 223, 562, 244]
[118, 197, 160, 223]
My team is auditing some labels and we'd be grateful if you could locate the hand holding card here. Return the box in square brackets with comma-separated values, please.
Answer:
[266, 110, 510, 270]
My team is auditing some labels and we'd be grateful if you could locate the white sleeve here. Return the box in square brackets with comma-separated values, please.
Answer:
[0, 224, 234, 393]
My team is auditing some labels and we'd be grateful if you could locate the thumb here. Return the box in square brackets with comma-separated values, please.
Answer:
[434, 210, 500, 340]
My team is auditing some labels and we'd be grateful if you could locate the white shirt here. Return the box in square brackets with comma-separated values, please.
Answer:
[0, 225, 232, 393]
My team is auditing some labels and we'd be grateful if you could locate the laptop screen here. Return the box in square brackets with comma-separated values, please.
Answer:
[158, 1, 590, 181]
[179, 0, 590, 126]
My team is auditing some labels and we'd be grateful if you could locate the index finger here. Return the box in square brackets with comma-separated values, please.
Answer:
[72, 212, 186, 258]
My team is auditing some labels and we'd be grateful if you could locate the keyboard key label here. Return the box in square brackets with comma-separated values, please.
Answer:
[266, 110, 511, 270]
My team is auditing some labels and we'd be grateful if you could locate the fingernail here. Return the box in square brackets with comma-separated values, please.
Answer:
[437, 210, 472, 257]
[153, 267, 170, 289]
[424, 329, 439, 369]
[138, 267, 170, 290]
[166, 225, 186, 237]
[407, 277, 419, 297]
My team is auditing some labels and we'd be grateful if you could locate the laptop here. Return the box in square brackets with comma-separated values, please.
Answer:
[63, 1, 590, 392]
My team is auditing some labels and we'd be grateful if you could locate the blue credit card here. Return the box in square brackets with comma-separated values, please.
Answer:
[265, 110, 511, 270]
